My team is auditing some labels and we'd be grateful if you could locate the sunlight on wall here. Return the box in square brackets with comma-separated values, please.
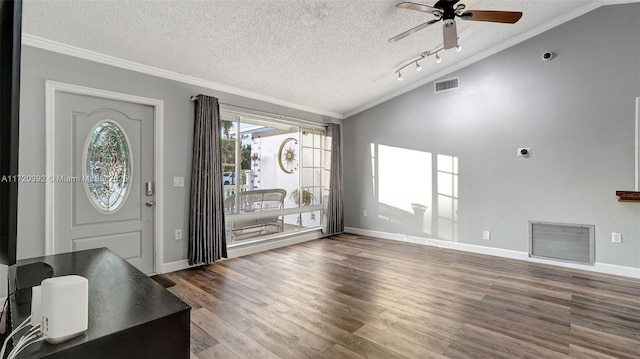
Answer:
[437, 154, 459, 241]
[370, 143, 376, 198]
[370, 143, 459, 240]
[376, 144, 432, 235]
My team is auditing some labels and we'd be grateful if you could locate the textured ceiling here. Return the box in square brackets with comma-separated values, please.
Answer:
[22, 0, 605, 118]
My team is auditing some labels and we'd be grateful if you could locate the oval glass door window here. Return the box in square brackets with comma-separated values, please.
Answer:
[84, 120, 132, 213]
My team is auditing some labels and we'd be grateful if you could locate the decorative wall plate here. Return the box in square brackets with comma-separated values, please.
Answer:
[278, 137, 298, 174]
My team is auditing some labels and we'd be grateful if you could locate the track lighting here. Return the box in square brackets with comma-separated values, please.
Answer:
[393, 40, 461, 79]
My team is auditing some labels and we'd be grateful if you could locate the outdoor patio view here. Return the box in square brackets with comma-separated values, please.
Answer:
[220, 109, 328, 245]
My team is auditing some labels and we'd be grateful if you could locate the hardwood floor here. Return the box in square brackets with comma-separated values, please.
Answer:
[166, 233, 640, 359]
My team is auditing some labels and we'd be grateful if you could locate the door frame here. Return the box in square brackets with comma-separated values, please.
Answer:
[636, 97, 639, 191]
[44, 80, 164, 274]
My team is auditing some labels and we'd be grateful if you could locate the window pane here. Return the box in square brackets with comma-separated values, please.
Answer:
[312, 187, 321, 205]
[303, 168, 314, 187]
[313, 168, 321, 187]
[302, 149, 314, 167]
[84, 121, 131, 213]
[302, 130, 313, 147]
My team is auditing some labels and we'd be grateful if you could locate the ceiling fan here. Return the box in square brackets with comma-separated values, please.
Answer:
[389, 0, 523, 49]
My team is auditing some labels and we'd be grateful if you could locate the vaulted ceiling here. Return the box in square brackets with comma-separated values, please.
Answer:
[23, 0, 616, 118]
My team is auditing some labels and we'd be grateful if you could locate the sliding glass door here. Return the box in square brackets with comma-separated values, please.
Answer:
[220, 109, 327, 245]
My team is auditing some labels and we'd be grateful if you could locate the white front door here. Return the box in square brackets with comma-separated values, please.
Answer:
[51, 91, 155, 273]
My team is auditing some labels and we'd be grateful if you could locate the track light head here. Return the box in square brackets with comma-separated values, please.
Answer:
[397, 72, 403, 81]
[416, 62, 422, 71]
[455, 45, 462, 52]
[435, 53, 442, 63]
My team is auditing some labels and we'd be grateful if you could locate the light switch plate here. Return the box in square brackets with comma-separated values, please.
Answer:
[173, 176, 184, 188]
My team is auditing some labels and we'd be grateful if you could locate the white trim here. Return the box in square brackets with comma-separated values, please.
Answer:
[227, 230, 323, 258]
[44, 82, 56, 256]
[225, 204, 324, 222]
[160, 259, 193, 274]
[343, 2, 603, 118]
[23, 34, 344, 120]
[345, 227, 640, 279]
[220, 105, 328, 131]
[159, 230, 324, 273]
[636, 97, 639, 191]
[44, 81, 165, 274]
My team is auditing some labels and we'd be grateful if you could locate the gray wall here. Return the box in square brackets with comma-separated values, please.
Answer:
[344, 4, 640, 268]
[18, 46, 335, 264]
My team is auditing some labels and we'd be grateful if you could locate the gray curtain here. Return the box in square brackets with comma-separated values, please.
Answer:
[189, 94, 227, 265]
[323, 123, 344, 235]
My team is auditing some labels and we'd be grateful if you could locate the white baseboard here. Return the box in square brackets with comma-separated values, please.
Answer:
[160, 259, 193, 274]
[345, 227, 640, 279]
[159, 230, 324, 274]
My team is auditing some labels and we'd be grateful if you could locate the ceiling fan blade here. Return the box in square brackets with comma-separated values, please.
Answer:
[389, 19, 439, 42]
[395, 2, 439, 14]
[459, 10, 523, 24]
[442, 21, 458, 49]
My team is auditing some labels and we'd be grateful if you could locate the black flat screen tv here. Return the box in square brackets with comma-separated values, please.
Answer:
[0, 0, 22, 266]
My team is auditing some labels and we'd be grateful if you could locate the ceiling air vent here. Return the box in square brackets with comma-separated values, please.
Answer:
[434, 77, 459, 93]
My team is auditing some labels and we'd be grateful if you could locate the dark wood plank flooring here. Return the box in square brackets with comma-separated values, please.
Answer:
[166, 233, 640, 359]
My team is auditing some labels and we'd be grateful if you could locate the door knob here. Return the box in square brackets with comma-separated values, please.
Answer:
[146, 201, 155, 207]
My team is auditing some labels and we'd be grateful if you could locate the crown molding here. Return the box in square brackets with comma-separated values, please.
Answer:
[21, 34, 345, 120]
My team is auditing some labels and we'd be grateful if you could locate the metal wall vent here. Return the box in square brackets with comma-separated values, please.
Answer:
[434, 77, 459, 93]
[529, 221, 595, 265]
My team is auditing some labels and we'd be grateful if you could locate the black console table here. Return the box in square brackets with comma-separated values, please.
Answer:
[7, 248, 190, 358]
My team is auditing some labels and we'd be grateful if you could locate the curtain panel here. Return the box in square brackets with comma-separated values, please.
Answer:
[323, 123, 344, 235]
[189, 95, 227, 265]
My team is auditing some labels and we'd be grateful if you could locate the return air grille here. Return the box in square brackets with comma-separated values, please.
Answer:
[529, 221, 594, 265]
[434, 77, 459, 93]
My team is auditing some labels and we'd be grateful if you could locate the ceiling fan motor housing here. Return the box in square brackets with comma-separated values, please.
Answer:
[434, 0, 459, 20]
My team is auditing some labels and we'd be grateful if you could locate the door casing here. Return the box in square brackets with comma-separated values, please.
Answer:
[45, 81, 164, 274]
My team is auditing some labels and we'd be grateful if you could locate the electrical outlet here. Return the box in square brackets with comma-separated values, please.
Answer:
[175, 229, 183, 240]
[611, 232, 622, 244]
[482, 230, 491, 240]
[363, 209, 368, 217]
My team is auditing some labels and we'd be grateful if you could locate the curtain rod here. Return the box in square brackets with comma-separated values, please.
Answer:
[189, 95, 329, 129]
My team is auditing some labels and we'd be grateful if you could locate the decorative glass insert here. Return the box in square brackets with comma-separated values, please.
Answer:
[84, 121, 131, 213]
